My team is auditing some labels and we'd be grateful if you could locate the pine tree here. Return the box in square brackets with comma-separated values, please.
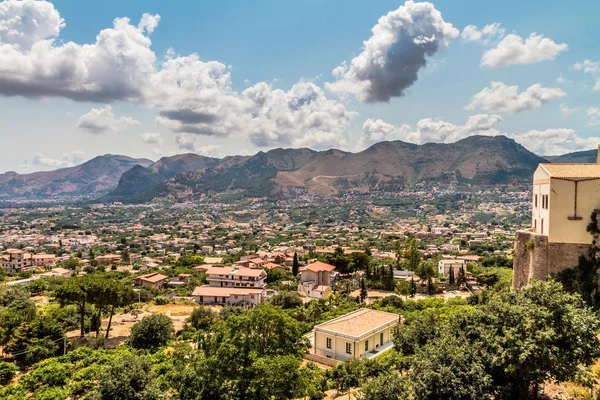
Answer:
[360, 278, 368, 302]
[409, 277, 417, 297]
[427, 276, 434, 295]
[449, 266, 455, 285]
[404, 238, 421, 271]
[292, 252, 299, 277]
[457, 266, 466, 287]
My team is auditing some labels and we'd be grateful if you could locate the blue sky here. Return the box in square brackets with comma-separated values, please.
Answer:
[0, 0, 599, 172]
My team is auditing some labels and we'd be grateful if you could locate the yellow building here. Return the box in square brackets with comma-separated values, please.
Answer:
[311, 309, 399, 362]
[532, 162, 600, 244]
[513, 151, 600, 289]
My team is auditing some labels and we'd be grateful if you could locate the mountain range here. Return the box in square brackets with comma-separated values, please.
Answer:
[0, 155, 152, 200]
[0, 136, 595, 203]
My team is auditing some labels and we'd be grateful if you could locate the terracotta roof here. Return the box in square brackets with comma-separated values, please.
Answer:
[300, 261, 336, 273]
[234, 268, 266, 277]
[315, 309, 399, 338]
[264, 262, 285, 269]
[540, 163, 600, 179]
[191, 286, 264, 297]
[205, 266, 234, 275]
[137, 273, 168, 283]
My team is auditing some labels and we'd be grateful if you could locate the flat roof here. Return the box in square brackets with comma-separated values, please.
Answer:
[315, 308, 399, 338]
[191, 286, 263, 297]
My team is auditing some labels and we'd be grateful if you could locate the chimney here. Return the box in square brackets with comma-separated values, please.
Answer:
[598, 145, 600, 164]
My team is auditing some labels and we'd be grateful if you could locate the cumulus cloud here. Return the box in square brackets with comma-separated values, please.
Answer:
[23, 151, 86, 169]
[141, 132, 162, 144]
[465, 82, 566, 113]
[556, 74, 571, 84]
[0, 1, 358, 150]
[243, 81, 357, 149]
[173, 133, 220, 156]
[481, 33, 568, 67]
[358, 114, 502, 149]
[461, 23, 505, 44]
[512, 129, 600, 156]
[586, 107, 600, 126]
[0, 0, 158, 102]
[76, 105, 140, 134]
[359, 118, 412, 149]
[359, 115, 594, 155]
[574, 60, 600, 91]
[196, 145, 220, 157]
[325, 1, 459, 103]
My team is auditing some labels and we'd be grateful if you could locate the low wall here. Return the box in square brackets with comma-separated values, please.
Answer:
[512, 230, 590, 289]
[304, 353, 341, 367]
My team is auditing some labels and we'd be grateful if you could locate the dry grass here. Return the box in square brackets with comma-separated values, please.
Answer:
[66, 301, 222, 347]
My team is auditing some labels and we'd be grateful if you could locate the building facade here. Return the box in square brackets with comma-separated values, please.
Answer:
[311, 309, 399, 362]
[513, 155, 600, 288]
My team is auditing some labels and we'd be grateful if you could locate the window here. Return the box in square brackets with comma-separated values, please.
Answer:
[534, 194, 538, 208]
[326, 338, 332, 349]
[365, 340, 369, 351]
[541, 194, 549, 210]
[346, 343, 352, 354]
[380, 332, 384, 345]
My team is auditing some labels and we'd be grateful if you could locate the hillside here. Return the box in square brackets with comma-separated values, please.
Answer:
[100, 154, 220, 202]
[0, 155, 153, 199]
[110, 135, 546, 202]
[545, 149, 597, 163]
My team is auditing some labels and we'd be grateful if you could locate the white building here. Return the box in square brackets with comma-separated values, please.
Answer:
[437, 259, 466, 276]
[310, 309, 399, 362]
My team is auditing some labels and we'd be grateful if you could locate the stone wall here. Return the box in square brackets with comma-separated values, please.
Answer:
[512, 230, 591, 289]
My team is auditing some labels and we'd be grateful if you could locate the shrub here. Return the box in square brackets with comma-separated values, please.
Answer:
[0, 362, 18, 385]
[127, 314, 173, 350]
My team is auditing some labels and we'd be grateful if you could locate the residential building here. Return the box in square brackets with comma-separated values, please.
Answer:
[95, 254, 121, 265]
[298, 261, 336, 299]
[514, 151, 600, 288]
[192, 265, 267, 307]
[191, 286, 264, 307]
[437, 259, 466, 276]
[311, 309, 400, 362]
[205, 266, 267, 288]
[0, 249, 25, 271]
[134, 273, 168, 289]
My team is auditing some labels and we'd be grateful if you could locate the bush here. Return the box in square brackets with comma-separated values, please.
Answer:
[269, 291, 303, 309]
[0, 362, 18, 385]
[127, 314, 174, 350]
[153, 296, 169, 305]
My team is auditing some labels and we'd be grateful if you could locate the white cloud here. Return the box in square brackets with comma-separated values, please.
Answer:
[173, 134, 219, 156]
[24, 151, 86, 169]
[196, 145, 220, 157]
[0, 0, 158, 101]
[358, 114, 503, 148]
[0, 2, 357, 151]
[359, 118, 412, 149]
[461, 23, 505, 44]
[243, 81, 357, 149]
[512, 129, 599, 156]
[586, 107, 600, 126]
[174, 133, 197, 152]
[574, 60, 600, 91]
[325, 1, 459, 103]
[141, 132, 162, 144]
[556, 74, 571, 84]
[359, 115, 594, 156]
[560, 103, 577, 117]
[465, 82, 566, 113]
[481, 33, 568, 67]
[76, 105, 140, 134]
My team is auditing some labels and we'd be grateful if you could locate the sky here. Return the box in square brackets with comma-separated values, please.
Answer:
[1, 0, 599, 173]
